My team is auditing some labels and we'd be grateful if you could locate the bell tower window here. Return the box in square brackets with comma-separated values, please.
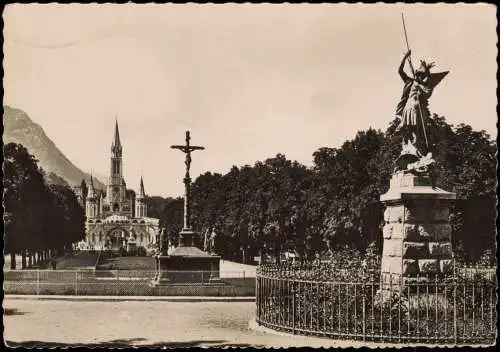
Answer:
[112, 159, 120, 175]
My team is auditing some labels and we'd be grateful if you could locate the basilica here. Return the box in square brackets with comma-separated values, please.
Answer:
[77, 121, 160, 252]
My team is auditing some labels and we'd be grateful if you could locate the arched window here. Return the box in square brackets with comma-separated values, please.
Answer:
[140, 233, 143, 243]
[92, 233, 95, 243]
[99, 233, 102, 242]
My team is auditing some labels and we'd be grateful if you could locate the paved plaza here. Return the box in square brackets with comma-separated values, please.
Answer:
[4, 298, 371, 348]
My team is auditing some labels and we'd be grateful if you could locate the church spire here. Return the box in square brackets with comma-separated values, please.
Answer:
[138, 176, 146, 198]
[111, 117, 122, 154]
[135, 175, 147, 218]
[88, 173, 96, 198]
[86, 172, 99, 218]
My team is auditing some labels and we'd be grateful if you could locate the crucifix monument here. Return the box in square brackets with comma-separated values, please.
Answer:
[171, 131, 205, 247]
[151, 130, 221, 286]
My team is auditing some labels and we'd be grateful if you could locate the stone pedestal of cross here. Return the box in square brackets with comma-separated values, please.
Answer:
[171, 130, 205, 247]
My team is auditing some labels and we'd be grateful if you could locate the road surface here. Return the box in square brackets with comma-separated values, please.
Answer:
[4, 298, 369, 348]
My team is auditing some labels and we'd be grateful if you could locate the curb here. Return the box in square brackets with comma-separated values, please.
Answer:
[247, 319, 367, 347]
[4, 295, 256, 302]
[247, 319, 488, 348]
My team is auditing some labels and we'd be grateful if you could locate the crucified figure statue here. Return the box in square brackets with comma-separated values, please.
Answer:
[171, 131, 205, 179]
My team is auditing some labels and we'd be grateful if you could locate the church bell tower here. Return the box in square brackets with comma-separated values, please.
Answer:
[86, 175, 99, 218]
[135, 176, 147, 218]
[107, 119, 126, 213]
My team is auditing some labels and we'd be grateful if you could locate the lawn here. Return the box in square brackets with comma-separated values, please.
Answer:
[56, 252, 101, 269]
[5, 251, 257, 278]
[96, 255, 257, 276]
[96, 256, 156, 270]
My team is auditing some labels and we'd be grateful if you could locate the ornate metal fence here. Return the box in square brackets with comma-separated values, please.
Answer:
[255, 263, 496, 344]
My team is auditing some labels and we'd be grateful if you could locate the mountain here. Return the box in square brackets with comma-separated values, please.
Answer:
[3, 106, 106, 190]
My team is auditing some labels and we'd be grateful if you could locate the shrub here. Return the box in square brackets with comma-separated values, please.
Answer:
[478, 249, 496, 267]
[257, 257, 496, 344]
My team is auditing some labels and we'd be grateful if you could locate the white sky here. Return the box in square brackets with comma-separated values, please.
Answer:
[3, 3, 497, 197]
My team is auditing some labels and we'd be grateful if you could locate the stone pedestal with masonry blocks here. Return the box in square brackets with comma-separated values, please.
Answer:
[380, 172, 456, 284]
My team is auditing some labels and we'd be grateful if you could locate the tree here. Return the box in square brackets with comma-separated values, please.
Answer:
[44, 170, 70, 187]
[312, 128, 385, 253]
[4, 143, 87, 269]
[158, 115, 495, 265]
[161, 197, 184, 247]
[4, 143, 50, 268]
[80, 179, 88, 198]
[47, 184, 85, 254]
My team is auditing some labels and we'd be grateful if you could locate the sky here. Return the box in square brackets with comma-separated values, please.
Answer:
[3, 3, 497, 197]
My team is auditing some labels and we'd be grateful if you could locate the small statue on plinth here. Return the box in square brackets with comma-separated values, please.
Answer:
[208, 230, 217, 254]
[156, 228, 169, 256]
[128, 228, 136, 242]
[203, 229, 209, 252]
[203, 228, 217, 254]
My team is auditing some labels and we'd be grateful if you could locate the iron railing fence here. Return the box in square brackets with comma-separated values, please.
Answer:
[256, 264, 496, 344]
[3, 269, 256, 297]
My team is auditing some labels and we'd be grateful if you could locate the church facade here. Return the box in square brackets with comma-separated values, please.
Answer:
[81, 121, 160, 252]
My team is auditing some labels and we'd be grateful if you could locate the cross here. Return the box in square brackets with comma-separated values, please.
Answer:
[171, 131, 204, 232]
[171, 131, 205, 179]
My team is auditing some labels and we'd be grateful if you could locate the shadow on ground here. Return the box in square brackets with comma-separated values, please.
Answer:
[5, 338, 267, 348]
[3, 308, 29, 316]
